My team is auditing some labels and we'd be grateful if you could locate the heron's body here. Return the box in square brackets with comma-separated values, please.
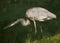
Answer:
[26, 7, 56, 21]
[26, 7, 56, 33]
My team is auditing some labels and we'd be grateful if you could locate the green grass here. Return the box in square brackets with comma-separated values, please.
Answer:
[25, 34, 60, 43]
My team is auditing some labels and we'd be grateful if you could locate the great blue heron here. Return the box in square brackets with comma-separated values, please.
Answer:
[3, 7, 56, 34]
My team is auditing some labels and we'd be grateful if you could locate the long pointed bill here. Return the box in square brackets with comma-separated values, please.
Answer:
[3, 19, 20, 29]
[33, 19, 37, 34]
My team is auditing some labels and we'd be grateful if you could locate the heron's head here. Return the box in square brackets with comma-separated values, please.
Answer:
[20, 18, 31, 26]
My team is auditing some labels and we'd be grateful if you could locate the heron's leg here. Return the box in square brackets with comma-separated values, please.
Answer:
[33, 19, 37, 34]
[40, 24, 43, 33]
[39, 24, 43, 38]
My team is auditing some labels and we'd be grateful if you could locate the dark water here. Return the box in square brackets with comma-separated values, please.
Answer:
[0, 0, 60, 43]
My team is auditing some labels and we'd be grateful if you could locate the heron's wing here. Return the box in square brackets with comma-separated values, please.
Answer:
[39, 8, 56, 18]
[34, 7, 56, 21]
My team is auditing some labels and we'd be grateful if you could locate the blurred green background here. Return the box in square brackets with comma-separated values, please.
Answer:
[0, 0, 60, 43]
